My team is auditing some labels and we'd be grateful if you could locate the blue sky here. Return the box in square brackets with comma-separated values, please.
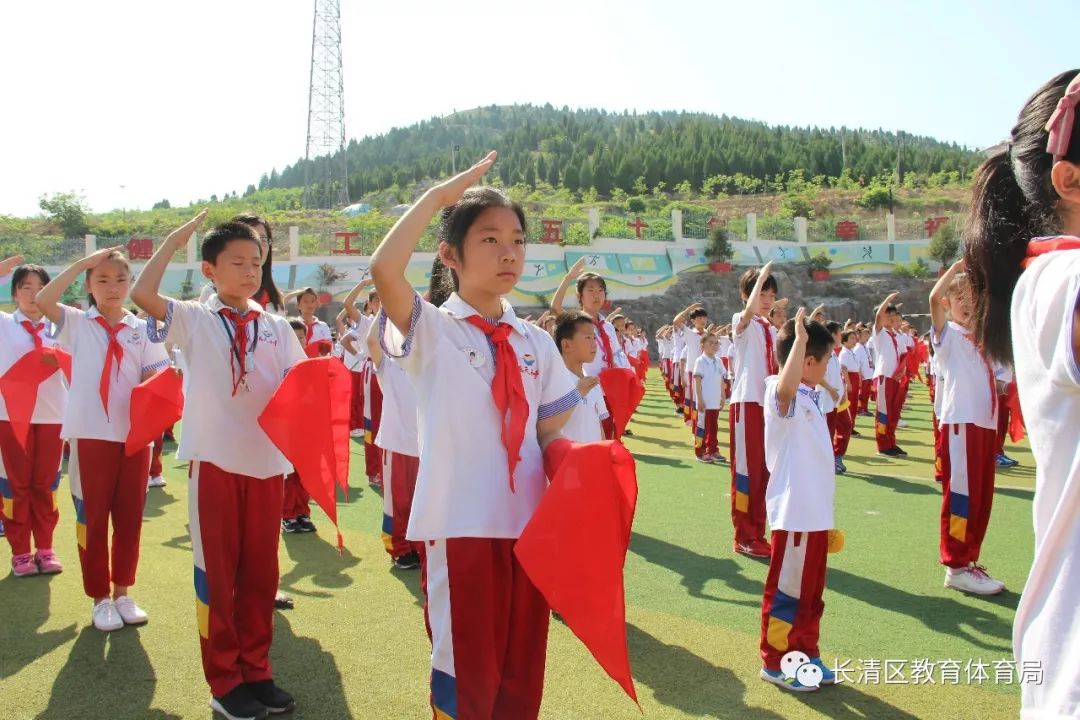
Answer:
[1, 0, 1075, 216]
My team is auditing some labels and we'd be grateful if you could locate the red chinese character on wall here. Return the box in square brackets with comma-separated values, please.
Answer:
[127, 238, 153, 260]
[834, 221, 859, 240]
[332, 231, 362, 255]
[925, 217, 949, 237]
[627, 216, 649, 239]
[541, 220, 563, 244]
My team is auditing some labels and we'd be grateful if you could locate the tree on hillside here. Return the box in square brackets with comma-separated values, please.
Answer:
[39, 191, 89, 238]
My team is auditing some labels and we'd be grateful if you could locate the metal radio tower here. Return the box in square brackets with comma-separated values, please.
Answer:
[303, 0, 349, 209]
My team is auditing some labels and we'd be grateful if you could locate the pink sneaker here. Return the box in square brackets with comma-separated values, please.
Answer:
[35, 549, 63, 574]
[12, 553, 39, 577]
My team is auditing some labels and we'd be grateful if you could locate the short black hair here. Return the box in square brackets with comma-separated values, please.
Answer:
[739, 268, 779, 298]
[778, 318, 834, 366]
[11, 264, 50, 299]
[554, 310, 594, 353]
[841, 329, 855, 343]
[201, 221, 261, 264]
[826, 321, 842, 335]
[689, 308, 709, 321]
[287, 317, 305, 331]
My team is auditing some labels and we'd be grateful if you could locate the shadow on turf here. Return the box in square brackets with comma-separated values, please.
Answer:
[0, 575, 77, 680]
[279, 532, 360, 600]
[629, 532, 761, 607]
[843, 471, 939, 496]
[826, 568, 1014, 652]
[36, 625, 180, 720]
[143, 487, 178, 519]
[268, 614, 355, 720]
[627, 624, 919, 720]
[634, 454, 690, 470]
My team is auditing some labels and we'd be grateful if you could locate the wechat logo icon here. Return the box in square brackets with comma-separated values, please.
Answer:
[781, 651, 823, 688]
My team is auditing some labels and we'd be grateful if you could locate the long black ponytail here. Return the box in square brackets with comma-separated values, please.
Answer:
[964, 70, 1080, 366]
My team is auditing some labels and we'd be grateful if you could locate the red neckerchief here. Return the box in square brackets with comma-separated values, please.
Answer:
[20, 320, 44, 349]
[1022, 236, 1080, 268]
[92, 316, 125, 419]
[304, 318, 316, 345]
[595, 317, 616, 369]
[465, 315, 528, 492]
[754, 317, 777, 374]
[218, 307, 258, 396]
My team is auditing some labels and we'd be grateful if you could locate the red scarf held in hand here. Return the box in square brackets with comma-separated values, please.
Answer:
[754, 317, 777, 374]
[595, 317, 616, 369]
[219, 308, 257, 396]
[93, 316, 125, 419]
[466, 315, 529, 492]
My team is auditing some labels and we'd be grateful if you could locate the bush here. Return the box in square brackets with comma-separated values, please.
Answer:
[928, 222, 959, 265]
[706, 227, 735, 263]
[858, 184, 894, 210]
[625, 197, 646, 213]
[565, 223, 591, 246]
[892, 258, 930, 279]
[809, 252, 833, 271]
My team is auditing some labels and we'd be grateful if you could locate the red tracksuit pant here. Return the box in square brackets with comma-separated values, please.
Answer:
[281, 472, 311, 520]
[858, 378, 873, 414]
[846, 372, 861, 428]
[828, 408, 853, 458]
[938, 423, 997, 568]
[149, 434, 165, 477]
[69, 439, 150, 598]
[363, 365, 384, 482]
[760, 530, 829, 671]
[349, 369, 365, 432]
[0, 421, 63, 557]
[381, 450, 420, 559]
[995, 394, 1010, 456]
[190, 461, 283, 698]
[695, 408, 720, 459]
[730, 402, 769, 545]
[875, 377, 903, 452]
[421, 537, 549, 720]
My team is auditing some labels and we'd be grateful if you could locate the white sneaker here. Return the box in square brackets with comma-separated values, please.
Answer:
[897, 419, 908, 428]
[114, 595, 149, 625]
[92, 599, 124, 632]
[148, 475, 166, 488]
[349, 429, 364, 438]
[945, 564, 1004, 595]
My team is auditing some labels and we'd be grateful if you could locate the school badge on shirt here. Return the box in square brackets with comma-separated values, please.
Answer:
[462, 346, 486, 368]
[520, 353, 539, 379]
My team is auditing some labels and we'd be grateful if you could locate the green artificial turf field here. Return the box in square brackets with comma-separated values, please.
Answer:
[1, 370, 1034, 719]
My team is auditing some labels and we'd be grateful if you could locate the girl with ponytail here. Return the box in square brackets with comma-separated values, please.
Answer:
[963, 70, 1080, 718]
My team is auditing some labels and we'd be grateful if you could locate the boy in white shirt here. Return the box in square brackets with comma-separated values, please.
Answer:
[554, 311, 608, 444]
[817, 322, 850, 475]
[133, 213, 306, 720]
[853, 327, 874, 418]
[693, 334, 726, 464]
[872, 293, 907, 457]
[930, 260, 1004, 595]
[729, 264, 779, 558]
[674, 305, 708, 427]
[759, 309, 837, 693]
[838, 330, 862, 440]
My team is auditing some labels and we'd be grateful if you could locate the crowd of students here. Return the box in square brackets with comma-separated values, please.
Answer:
[0, 69, 1078, 720]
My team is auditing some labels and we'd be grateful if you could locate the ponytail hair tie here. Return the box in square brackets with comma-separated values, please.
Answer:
[1045, 73, 1080, 161]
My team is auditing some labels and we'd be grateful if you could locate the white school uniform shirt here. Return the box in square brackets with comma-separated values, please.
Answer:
[149, 294, 306, 478]
[372, 355, 419, 457]
[1010, 246, 1080, 720]
[763, 377, 835, 532]
[718, 335, 734, 371]
[872, 328, 900, 379]
[382, 293, 579, 541]
[53, 306, 170, 443]
[559, 368, 608, 444]
[0, 311, 67, 424]
[839, 346, 861, 377]
[931, 321, 997, 430]
[854, 342, 873, 380]
[583, 314, 630, 378]
[818, 352, 844, 414]
[692, 354, 724, 410]
[303, 318, 332, 345]
[672, 328, 686, 370]
[341, 315, 372, 372]
[658, 338, 669, 361]
[681, 329, 704, 382]
[730, 312, 777, 405]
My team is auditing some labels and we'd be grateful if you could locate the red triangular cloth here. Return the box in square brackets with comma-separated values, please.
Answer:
[516, 438, 640, 707]
[0, 347, 72, 450]
[125, 368, 184, 455]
